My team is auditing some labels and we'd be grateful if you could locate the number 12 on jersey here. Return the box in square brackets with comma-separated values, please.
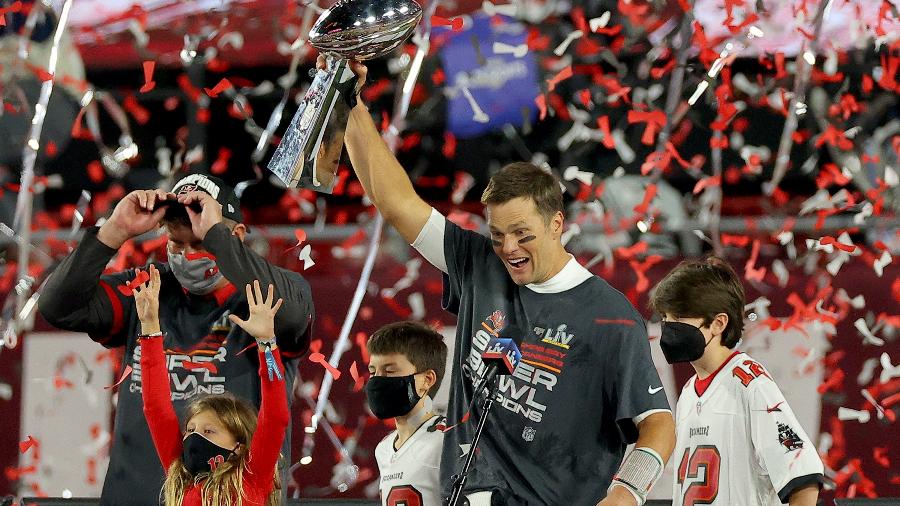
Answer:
[677, 445, 721, 505]
[386, 485, 423, 506]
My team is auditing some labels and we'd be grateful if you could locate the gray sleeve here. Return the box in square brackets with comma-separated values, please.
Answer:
[611, 320, 672, 442]
[203, 223, 314, 355]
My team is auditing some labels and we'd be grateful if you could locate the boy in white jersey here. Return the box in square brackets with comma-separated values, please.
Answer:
[366, 321, 447, 506]
[650, 257, 824, 506]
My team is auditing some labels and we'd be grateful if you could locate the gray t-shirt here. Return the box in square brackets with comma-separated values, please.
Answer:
[439, 220, 670, 504]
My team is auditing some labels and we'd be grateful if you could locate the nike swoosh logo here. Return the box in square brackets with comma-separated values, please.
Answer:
[648, 386, 664, 394]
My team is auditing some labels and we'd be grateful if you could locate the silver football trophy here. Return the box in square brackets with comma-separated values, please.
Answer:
[267, 0, 423, 192]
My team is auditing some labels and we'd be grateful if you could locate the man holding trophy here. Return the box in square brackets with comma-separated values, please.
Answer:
[269, 1, 676, 504]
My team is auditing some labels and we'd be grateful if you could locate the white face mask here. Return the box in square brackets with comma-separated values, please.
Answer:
[167, 251, 224, 295]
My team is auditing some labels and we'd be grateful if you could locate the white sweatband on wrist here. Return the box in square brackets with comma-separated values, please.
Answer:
[608, 446, 664, 505]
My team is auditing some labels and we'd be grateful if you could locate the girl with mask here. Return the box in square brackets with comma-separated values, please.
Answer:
[650, 257, 824, 506]
[134, 265, 289, 506]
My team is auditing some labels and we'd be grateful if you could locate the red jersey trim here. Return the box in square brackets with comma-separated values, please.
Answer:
[98, 280, 124, 337]
[694, 350, 741, 397]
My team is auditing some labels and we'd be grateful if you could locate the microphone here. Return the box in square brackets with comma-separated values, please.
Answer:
[475, 325, 523, 395]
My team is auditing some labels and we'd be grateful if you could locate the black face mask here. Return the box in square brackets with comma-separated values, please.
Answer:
[182, 432, 236, 475]
[660, 321, 711, 364]
[365, 373, 421, 419]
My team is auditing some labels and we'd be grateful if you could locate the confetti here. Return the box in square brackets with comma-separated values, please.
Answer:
[105, 365, 133, 390]
[139, 61, 156, 93]
[19, 435, 39, 455]
[309, 352, 341, 380]
[349, 361, 365, 392]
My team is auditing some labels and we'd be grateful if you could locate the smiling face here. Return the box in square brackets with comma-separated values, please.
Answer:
[184, 409, 239, 452]
[486, 196, 568, 285]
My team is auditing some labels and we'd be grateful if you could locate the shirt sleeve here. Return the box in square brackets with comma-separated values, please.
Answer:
[139, 336, 183, 472]
[245, 347, 290, 490]
[411, 208, 448, 274]
[611, 319, 672, 443]
[440, 219, 493, 315]
[203, 223, 314, 357]
[747, 377, 824, 503]
[38, 226, 137, 348]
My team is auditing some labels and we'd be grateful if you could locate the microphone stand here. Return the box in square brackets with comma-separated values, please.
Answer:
[447, 376, 500, 506]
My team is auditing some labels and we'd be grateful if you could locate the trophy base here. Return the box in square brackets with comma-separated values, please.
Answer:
[267, 59, 358, 193]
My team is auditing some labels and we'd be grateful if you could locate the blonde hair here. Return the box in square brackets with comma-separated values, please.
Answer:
[162, 393, 282, 506]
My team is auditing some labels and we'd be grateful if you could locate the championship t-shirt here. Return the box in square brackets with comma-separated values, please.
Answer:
[438, 219, 671, 504]
[673, 352, 824, 505]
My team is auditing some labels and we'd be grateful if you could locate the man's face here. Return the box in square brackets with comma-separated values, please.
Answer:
[486, 197, 563, 285]
[165, 222, 206, 256]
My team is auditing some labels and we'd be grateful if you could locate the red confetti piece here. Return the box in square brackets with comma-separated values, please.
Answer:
[105, 365, 133, 390]
[117, 269, 150, 297]
[627, 109, 666, 146]
[817, 369, 845, 394]
[547, 66, 573, 92]
[356, 331, 370, 364]
[633, 184, 658, 215]
[693, 175, 721, 195]
[819, 235, 858, 253]
[19, 435, 38, 455]
[744, 240, 767, 283]
[139, 61, 156, 93]
[309, 352, 341, 380]
[182, 361, 218, 374]
[53, 375, 74, 390]
[535, 94, 548, 121]
[431, 15, 464, 31]
[873, 447, 890, 468]
[204, 78, 234, 98]
[123, 95, 150, 125]
[349, 361, 365, 392]
[210, 147, 232, 175]
[87, 160, 105, 184]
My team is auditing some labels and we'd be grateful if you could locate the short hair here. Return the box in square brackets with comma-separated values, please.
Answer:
[481, 162, 564, 224]
[649, 256, 746, 348]
[367, 321, 447, 398]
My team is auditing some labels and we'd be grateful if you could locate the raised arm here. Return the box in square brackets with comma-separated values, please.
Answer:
[175, 191, 314, 354]
[227, 282, 290, 490]
[330, 57, 433, 244]
[135, 265, 184, 471]
[39, 189, 172, 345]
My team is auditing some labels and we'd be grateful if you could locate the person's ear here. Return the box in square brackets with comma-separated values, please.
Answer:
[419, 370, 436, 397]
[231, 223, 247, 242]
[551, 211, 564, 238]
[710, 313, 729, 338]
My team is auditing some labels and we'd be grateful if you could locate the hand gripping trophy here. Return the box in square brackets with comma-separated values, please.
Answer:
[267, 0, 423, 192]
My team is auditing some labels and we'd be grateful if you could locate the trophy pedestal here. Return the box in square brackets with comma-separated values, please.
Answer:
[268, 59, 358, 193]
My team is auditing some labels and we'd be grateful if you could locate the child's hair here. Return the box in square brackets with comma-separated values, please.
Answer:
[649, 256, 746, 348]
[162, 393, 282, 506]
[367, 321, 448, 398]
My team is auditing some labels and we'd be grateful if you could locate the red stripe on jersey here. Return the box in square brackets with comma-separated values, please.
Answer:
[694, 351, 740, 397]
[99, 280, 124, 336]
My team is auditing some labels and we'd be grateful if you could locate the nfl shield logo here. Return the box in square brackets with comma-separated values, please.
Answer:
[522, 426, 536, 442]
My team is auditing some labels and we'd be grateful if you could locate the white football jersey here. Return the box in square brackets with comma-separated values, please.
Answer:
[375, 415, 445, 506]
[673, 352, 824, 506]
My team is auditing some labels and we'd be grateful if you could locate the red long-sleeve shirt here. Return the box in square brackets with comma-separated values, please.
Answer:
[140, 336, 290, 505]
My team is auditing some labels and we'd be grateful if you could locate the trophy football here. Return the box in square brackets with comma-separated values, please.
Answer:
[267, 0, 423, 192]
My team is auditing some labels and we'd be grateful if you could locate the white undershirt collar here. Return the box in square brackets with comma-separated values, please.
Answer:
[525, 255, 593, 293]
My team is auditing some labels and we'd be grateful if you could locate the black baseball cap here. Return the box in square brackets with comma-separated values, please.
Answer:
[166, 173, 244, 223]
